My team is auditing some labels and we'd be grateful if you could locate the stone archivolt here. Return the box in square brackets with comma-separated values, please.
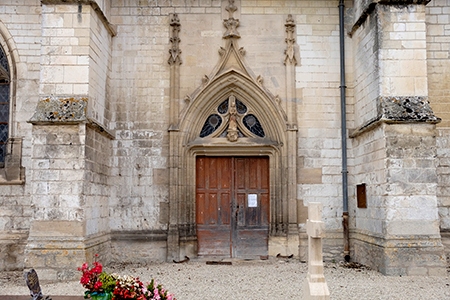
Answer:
[179, 39, 286, 147]
[167, 2, 295, 260]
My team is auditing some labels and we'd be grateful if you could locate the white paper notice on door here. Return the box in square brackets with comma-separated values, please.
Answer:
[248, 194, 258, 207]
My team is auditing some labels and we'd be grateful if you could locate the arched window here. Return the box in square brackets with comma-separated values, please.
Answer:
[199, 96, 265, 139]
[0, 45, 10, 165]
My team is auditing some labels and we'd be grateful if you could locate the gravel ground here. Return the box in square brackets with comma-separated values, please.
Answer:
[1, 258, 449, 300]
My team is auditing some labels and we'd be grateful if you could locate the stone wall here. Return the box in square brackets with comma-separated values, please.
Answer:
[1, 0, 450, 277]
[351, 125, 386, 236]
[85, 127, 111, 237]
[351, 2, 379, 129]
[426, 0, 450, 232]
[0, 0, 42, 271]
[87, 4, 113, 127]
[349, 1, 445, 275]
[108, 1, 172, 236]
[26, 124, 87, 280]
[290, 2, 353, 261]
[377, 5, 428, 97]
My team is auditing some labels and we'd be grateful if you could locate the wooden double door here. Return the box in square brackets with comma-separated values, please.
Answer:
[196, 156, 270, 258]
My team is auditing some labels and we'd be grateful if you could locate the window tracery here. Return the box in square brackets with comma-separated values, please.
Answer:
[199, 95, 265, 141]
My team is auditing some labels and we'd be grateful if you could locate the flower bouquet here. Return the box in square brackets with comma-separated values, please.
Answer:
[78, 256, 115, 300]
[113, 275, 175, 300]
[78, 256, 175, 300]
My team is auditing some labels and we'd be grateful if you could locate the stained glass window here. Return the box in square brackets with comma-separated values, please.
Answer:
[0, 45, 10, 164]
[218, 99, 228, 114]
[199, 96, 265, 139]
[236, 99, 247, 114]
[243, 114, 265, 137]
[200, 114, 222, 138]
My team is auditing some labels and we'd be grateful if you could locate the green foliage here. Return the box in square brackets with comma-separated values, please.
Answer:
[98, 272, 117, 293]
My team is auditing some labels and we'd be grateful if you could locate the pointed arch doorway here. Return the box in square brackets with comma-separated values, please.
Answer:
[166, 38, 297, 261]
[196, 156, 269, 258]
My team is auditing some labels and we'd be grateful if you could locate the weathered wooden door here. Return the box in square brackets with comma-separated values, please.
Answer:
[196, 156, 269, 258]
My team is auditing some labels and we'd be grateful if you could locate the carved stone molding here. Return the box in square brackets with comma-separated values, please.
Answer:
[223, 0, 240, 39]
[284, 14, 297, 66]
[168, 13, 182, 66]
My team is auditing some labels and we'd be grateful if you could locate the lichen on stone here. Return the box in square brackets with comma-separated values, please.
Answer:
[379, 96, 441, 123]
[29, 96, 88, 124]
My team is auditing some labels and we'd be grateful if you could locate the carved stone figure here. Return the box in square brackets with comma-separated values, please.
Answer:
[227, 96, 239, 142]
[284, 14, 298, 65]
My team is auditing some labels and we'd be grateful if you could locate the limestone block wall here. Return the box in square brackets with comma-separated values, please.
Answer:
[351, 126, 386, 236]
[85, 128, 111, 237]
[3, 0, 448, 274]
[426, 0, 450, 231]
[40, 4, 90, 97]
[86, 4, 112, 126]
[293, 1, 353, 260]
[29, 125, 86, 221]
[295, 0, 351, 225]
[106, 0, 354, 261]
[26, 124, 87, 280]
[378, 5, 428, 97]
[0, 1, 42, 270]
[351, 3, 431, 238]
[437, 128, 450, 230]
[350, 2, 445, 275]
[383, 124, 440, 238]
[351, 5, 379, 128]
[108, 2, 174, 240]
[93, 0, 110, 20]
[40, 3, 112, 126]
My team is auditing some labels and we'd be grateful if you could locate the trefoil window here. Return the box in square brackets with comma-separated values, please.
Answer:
[199, 95, 265, 141]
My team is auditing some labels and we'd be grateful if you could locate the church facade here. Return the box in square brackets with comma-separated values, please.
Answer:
[1, 0, 449, 280]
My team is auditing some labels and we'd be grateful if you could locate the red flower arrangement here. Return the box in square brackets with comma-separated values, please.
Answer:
[79, 261, 103, 291]
[78, 254, 115, 299]
[78, 255, 175, 300]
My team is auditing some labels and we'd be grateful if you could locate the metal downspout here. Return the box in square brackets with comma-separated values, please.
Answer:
[339, 0, 350, 262]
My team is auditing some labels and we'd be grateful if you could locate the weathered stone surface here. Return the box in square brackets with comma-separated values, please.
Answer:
[1, 0, 450, 280]
[29, 97, 87, 124]
[379, 96, 441, 123]
[352, 232, 446, 276]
